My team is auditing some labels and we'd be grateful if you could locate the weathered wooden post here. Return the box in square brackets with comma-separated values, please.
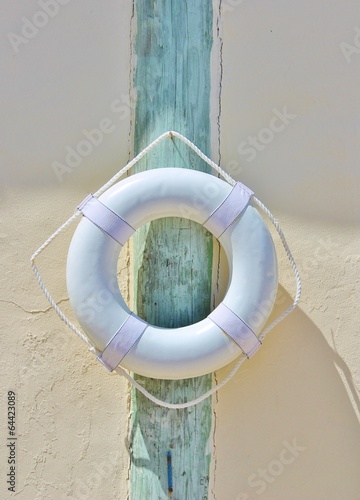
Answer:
[129, 1, 216, 498]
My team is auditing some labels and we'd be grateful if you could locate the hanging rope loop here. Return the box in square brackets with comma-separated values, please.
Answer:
[30, 131, 301, 409]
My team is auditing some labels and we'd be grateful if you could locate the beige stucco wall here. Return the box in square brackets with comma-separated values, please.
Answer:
[213, 1, 360, 499]
[1, 2, 133, 499]
[1, 1, 359, 499]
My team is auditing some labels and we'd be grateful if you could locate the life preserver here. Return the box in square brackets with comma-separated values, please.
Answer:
[66, 168, 278, 380]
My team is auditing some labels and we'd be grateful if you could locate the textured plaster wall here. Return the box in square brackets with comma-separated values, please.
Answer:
[0, 1, 359, 500]
[0, 2, 133, 499]
[213, 1, 360, 499]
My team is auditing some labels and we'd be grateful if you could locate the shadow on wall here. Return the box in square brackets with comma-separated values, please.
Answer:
[214, 286, 360, 500]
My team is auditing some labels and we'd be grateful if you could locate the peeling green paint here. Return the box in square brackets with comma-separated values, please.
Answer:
[130, 1, 214, 498]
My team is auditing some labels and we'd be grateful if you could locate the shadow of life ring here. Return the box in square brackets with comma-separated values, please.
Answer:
[66, 168, 278, 379]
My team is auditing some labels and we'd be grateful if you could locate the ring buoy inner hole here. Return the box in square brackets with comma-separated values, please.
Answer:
[117, 216, 230, 329]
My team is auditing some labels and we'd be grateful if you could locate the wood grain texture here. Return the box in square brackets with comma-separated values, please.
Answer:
[129, 1, 214, 499]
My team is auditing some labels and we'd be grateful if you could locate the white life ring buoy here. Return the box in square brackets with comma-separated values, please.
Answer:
[66, 168, 278, 380]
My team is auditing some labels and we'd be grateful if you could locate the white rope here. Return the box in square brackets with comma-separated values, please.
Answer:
[115, 355, 247, 409]
[252, 196, 302, 341]
[30, 130, 301, 409]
